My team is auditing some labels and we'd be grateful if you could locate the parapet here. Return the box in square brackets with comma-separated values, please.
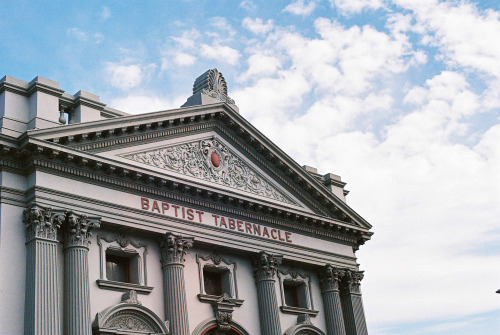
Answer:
[0, 75, 128, 136]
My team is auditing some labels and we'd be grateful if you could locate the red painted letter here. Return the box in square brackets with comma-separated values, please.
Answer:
[141, 198, 149, 210]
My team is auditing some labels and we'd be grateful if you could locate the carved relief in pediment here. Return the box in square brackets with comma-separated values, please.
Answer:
[122, 138, 299, 206]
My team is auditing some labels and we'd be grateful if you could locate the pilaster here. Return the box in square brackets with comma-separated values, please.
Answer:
[23, 204, 65, 335]
[159, 232, 194, 335]
[320, 265, 347, 335]
[340, 270, 368, 335]
[252, 251, 283, 335]
[63, 211, 100, 335]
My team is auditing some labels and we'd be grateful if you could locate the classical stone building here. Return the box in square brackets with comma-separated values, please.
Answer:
[0, 70, 372, 335]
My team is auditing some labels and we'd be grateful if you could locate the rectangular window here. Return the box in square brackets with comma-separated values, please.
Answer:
[284, 282, 299, 307]
[106, 254, 130, 283]
[283, 281, 308, 308]
[203, 269, 223, 296]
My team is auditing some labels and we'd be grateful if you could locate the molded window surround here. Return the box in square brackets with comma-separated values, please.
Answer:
[96, 234, 153, 294]
[196, 253, 243, 306]
[278, 268, 318, 316]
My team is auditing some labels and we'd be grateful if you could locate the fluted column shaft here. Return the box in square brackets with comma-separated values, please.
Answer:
[23, 205, 64, 335]
[160, 233, 194, 335]
[63, 211, 100, 335]
[320, 265, 347, 335]
[340, 271, 368, 335]
[253, 251, 283, 335]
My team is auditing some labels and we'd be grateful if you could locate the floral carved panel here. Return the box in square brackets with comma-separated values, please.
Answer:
[122, 138, 298, 206]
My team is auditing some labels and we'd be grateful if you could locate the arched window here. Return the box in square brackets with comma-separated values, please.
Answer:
[93, 298, 169, 335]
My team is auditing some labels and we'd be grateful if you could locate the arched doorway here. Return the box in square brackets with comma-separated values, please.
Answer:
[202, 325, 242, 335]
[192, 318, 250, 335]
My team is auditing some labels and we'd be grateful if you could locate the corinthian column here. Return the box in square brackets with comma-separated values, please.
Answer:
[159, 232, 194, 335]
[320, 265, 347, 335]
[340, 270, 368, 335]
[63, 211, 100, 335]
[252, 251, 283, 335]
[23, 205, 65, 335]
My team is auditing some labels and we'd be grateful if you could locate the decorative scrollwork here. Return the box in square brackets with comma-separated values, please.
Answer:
[159, 232, 194, 265]
[253, 251, 282, 282]
[63, 211, 101, 248]
[23, 204, 65, 241]
[124, 138, 297, 205]
[319, 264, 344, 292]
[342, 270, 364, 294]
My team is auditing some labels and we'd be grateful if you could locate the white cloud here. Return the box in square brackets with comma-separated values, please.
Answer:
[93, 33, 104, 44]
[329, 0, 383, 14]
[173, 52, 197, 66]
[239, 0, 256, 11]
[209, 17, 236, 40]
[240, 53, 281, 80]
[100, 6, 111, 20]
[200, 44, 241, 65]
[171, 29, 201, 50]
[111, 94, 186, 114]
[242, 17, 273, 35]
[104, 62, 156, 90]
[67, 27, 88, 41]
[231, 6, 500, 327]
[395, 0, 500, 78]
[283, 0, 316, 16]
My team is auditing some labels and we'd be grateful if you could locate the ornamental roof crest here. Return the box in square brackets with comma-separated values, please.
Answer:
[193, 68, 235, 105]
[121, 138, 298, 206]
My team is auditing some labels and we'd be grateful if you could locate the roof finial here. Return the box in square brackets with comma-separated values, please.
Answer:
[181, 69, 238, 112]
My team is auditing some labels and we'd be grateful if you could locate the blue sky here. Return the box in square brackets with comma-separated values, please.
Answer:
[1, 0, 499, 334]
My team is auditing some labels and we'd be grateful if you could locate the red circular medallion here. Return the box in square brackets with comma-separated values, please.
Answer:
[211, 152, 220, 167]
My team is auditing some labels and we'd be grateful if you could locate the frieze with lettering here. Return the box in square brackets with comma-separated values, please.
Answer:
[140, 197, 293, 243]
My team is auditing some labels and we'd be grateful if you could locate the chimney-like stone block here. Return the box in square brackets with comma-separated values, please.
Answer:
[27, 76, 64, 129]
[72, 90, 104, 123]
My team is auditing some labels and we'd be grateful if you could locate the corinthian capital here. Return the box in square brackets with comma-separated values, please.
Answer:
[23, 204, 65, 242]
[252, 251, 282, 282]
[343, 270, 364, 294]
[319, 264, 344, 292]
[159, 232, 194, 266]
[63, 211, 101, 248]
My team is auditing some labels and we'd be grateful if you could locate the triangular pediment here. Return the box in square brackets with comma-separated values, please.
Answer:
[101, 133, 308, 210]
[24, 103, 372, 231]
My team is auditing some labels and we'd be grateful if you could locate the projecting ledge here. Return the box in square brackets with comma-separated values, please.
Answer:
[96, 279, 154, 294]
[280, 306, 319, 317]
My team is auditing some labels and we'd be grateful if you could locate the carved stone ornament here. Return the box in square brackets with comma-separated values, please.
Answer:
[122, 290, 141, 305]
[193, 68, 235, 105]
[319, 264, 344, 292]
[159, 232, 194, 266]
[342, 270, 364, 294]
[123, 138, 297, 205]
[253, 251, 283, 282]
[210, 293, 239, 335]
[63, 211, 101, 248]
[23, 204, 66, 241]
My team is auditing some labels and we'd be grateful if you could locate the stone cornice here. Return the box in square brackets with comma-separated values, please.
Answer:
[0, 80, 29, 96]
[27, 81, 65, 98]
[0, 138, 372, 247]
[22, 104, 371, 230]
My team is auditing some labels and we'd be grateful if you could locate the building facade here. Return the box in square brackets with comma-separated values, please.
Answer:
[0, 70, 372, 335]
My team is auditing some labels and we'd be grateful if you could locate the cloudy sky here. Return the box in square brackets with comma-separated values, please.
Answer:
[1, 0, 499, 334]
